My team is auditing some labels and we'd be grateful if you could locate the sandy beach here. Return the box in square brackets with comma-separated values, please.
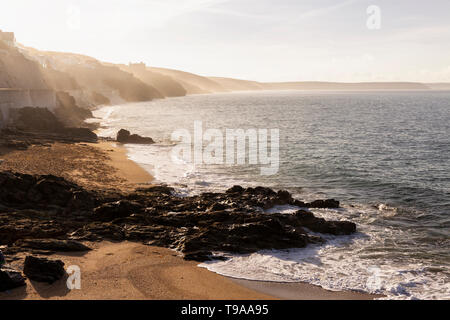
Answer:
[0, 141, 153, 192]
[0, 140, 379, 300]
[0, 241, 274, 300]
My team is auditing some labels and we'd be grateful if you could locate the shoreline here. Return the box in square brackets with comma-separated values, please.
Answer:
[91, 141, 154, 187]
[102, 141, 382, 300]
[0, 241, 274, 300]
[229, 279, 380, 300]
[0, 139, 379, 300]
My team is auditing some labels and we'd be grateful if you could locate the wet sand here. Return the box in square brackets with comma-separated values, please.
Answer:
[0, 141, 152, 192]
[0, 241, 273, 300]
[231, 279, 380, 300]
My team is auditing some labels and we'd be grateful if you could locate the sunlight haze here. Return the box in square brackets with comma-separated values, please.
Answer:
[1, 0, 449, 82]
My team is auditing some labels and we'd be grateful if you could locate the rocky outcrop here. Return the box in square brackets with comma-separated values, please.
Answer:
[116, 129, 154, 144]
[0, 128, 97, 153]
[0, 171, 95, 211]
[8, 107, 63, 132]
[93, 200, 143, 221]
[15, 239, 91, 253]
[0, 43, 49, 90]
[0, 265, 26, 291]
[0, 171, 356, 262]
[293, 210, 355, 235]
[54, 92, 93, 128]
[2, 106, 97, 143]
[23, 256, 65, 284]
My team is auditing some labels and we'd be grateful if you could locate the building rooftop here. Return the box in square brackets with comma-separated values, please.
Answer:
[0, 30, 16, 43]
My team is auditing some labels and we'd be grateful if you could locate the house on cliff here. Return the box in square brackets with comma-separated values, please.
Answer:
[129, 62, 146, 71]
[0, 30, 16, 46]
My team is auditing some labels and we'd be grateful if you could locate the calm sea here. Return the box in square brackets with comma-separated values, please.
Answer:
[92, 90, 450, 299]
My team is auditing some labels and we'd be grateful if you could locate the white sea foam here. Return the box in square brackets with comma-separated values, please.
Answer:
[199, 219, 450, 300]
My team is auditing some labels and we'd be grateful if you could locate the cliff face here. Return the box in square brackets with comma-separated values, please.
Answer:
[0, 43, 91, 128]
[148, 67, 226, 94]
[15, 49, 158, 107]
[62, 62, 164, 103]
[0, 89, 57, 128]
[0, 41, 48, 90]
[121, 64, 187, 98]
[1, 35, 443, 130]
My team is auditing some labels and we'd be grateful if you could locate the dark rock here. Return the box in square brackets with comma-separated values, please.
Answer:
[207, 202, 228, 212]
[0, 250, 5, 266]
[134, 185, 174, 195]
[277, 190, 293, 203]
[7, 107, 97, 143]
[23, 256, 66, 284]
[117, 129, 154, 144]
[55, 92, 94, 128]
[0, 171, 94, 210]
[0, 266, 26, 292]
[293, 210, 355, 235]
[226, 185, 244, 194]
[15, 239, 91, 252]
[93, 200, 143, 221]
[0, 170, 356, 263]
[9, 107, 64, 132]
[184, 251, 213, 261]
[59, 127, 97, 142]
[307, 199, 340, 209]
[69, 223, 125, 241]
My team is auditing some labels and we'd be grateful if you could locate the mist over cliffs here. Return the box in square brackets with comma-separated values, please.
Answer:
[0, 33, 446, 129]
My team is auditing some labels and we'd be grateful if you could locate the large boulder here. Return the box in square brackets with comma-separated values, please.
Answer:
[9, 107, 64, 132]
[293, 210, 356, 235]
[116, 129, 154, 144]
[307, 199, 340, 209]
[93, 200, 143, 221]
[0, 250, 5, 266]
[0, 266, 26, 292]
[59, 127, 97, 142]
[23, 256, 66, 284]
[0, 171, 94, 210]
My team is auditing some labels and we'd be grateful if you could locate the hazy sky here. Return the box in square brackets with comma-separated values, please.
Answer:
[1, 0, 450, 82]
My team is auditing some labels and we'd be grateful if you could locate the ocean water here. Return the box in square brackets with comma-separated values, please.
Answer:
[91, 90, 450, 299]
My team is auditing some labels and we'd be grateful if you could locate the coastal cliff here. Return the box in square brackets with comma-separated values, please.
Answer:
[0, 33, 445, 133]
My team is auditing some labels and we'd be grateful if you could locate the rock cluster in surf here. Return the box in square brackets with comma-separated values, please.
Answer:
[116, 129, 155, 144]
[0, 171, 355, 268]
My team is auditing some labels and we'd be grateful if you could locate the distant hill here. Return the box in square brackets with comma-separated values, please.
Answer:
[119, 64, 187, 98]
[148, 67, 226, 94]
[208, 77, 264, 91]
[261, 81, 431, 91]
[426, 83, 450, 90]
